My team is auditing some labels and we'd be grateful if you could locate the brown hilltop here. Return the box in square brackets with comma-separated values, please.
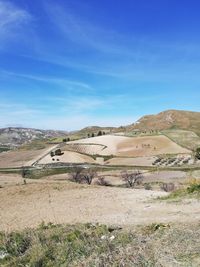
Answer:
[127, 110, 200, 135]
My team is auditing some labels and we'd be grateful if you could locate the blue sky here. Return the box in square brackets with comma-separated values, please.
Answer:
[0, 0, 200, 130]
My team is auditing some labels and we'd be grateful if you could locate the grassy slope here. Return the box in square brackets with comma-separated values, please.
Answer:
[1, 223, 200, 266]
[162, 129, 200, 150]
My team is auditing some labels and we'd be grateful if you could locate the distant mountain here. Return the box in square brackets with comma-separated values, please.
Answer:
[1, 110, 200, 147]
[127, 110, 200, 135]
[0, 127, 68, 147]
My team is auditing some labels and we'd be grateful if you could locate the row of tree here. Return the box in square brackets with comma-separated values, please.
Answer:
[88, 131, 106, 138]
[70, 167, 143, 187]
[63, 138, 70, 142]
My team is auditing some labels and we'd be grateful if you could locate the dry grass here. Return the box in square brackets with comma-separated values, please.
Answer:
[0, 223, 200, 266]
[163, 129, 200, 150]
[128, 109, 200, 136]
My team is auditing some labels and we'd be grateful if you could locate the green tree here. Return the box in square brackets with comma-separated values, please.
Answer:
[97, 131, 102, 136]
[55, 149, 62, 156]
[195, 147, 200, 160]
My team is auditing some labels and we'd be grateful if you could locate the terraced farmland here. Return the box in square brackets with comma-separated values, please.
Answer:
[62, 143, 106, 155]
[69, 134, 190, 157]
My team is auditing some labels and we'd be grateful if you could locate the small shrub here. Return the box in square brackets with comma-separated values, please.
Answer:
[21, 167, 28, 178]
[96, 177, 111, 186]
[144, 183, 152, 190]
[97, 131, 102, 136]
[5, 232, 31, 257]
[54, 149, 63, 156]
[187, 184, 200, 193]
[144, 223, 170, 234]
[153, 158, 162, 165]
[195, 147, 200, 160]
[160, 183, 175, 192]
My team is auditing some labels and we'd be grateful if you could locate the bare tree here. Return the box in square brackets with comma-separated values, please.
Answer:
[81, 169, 96, 185]
[70, 167, 96, 185]
[70, 167, 84, 183]
[121, 170, 143, 188]
[160, 183, 175, 192]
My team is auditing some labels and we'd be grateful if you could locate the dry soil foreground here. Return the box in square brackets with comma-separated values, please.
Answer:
[0, 174, 199, 232]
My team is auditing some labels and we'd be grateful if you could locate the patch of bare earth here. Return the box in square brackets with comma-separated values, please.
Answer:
[0, 145, 56, 167]
[68, 134, 190, 158]
[106, 156, 157, 166]
[116, 135, 190, 157]
[0, 173, 199, 232]
[38, 150, 95, 164]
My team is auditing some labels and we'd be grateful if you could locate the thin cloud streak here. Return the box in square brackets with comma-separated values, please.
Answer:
[0, 70, 92, 90]
[0, 0, 31, 42]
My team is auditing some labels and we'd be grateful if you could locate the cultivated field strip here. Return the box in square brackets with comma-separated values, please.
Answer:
[62, 143, 106, 155]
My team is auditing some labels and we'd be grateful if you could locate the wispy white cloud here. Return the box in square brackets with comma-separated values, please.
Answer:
[0, 0, 31, 43]
[44, 2, 133, 56]
[29, 1, 200, 83]
[0, 69, 91, 90]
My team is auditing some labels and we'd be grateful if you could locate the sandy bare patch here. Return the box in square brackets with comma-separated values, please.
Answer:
[0, 177, 199, 232]
[107, 156, 157, 166]
[69, 135, 190, 157]
[0, 173, 24, 187]
[62, 143, 105, 155]
[0, 145, 56, 168]
[70, 135, 127, 155]
[38, 150, 95, 164]
[116, 135, 190, 157]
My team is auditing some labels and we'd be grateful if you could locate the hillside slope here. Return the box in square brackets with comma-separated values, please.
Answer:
[127, 110, 200, 135]
[0, 127, 67, 147]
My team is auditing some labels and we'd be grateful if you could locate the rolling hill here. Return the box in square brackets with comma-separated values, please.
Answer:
[0, 127, 67, 147]
[127, 110, 200, 135]
[1, 110, 200, 148]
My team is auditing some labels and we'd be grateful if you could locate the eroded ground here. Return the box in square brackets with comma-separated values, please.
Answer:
[0, 172, 199, 232]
